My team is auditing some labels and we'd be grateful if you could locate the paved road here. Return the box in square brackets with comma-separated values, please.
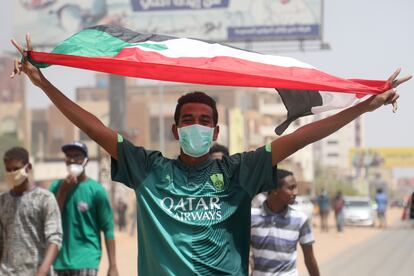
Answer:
[320, 222, 414, 276]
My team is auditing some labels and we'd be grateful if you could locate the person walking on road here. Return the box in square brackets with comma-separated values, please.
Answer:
[250, 169, 320, 276]
[317, 189, 330, 232]
[375, 188, 388, 228]
[332, 191, 345, 233]
[116, 199, 128, 232]
[0, 147, 62, 276]
[49, 142, 119, 276]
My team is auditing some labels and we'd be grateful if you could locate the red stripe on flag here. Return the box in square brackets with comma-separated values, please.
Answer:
[29, 49, 388, 95]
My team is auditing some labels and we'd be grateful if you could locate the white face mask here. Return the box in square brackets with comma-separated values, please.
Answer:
[178, 124, 214, 158]
[66, 158, 88, 177]
[5, 164, 29, 188]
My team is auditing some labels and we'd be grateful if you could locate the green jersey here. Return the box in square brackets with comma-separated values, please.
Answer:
[49, 178, 114, 270]
[111, 136, 274, 275]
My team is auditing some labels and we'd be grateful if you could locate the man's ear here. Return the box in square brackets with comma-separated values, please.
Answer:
[172, 124, 179, 140]
[213, 125, 220, 141]
[27, 163, 32, 171]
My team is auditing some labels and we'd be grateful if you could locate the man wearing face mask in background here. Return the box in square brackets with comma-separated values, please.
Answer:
[0, 147, 62, 276]
[49, 142, 118, 276]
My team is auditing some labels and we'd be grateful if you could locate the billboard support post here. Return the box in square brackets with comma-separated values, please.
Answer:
[109, 74, 125, 205]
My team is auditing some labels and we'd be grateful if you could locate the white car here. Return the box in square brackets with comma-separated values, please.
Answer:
[292, 196, 314, 220]
[343, 196, 375, 226]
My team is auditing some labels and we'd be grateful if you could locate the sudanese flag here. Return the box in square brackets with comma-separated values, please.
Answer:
[27, 24, 391, 134]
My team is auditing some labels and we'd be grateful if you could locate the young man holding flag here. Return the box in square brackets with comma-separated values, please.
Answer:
[11, 35, 410, 275]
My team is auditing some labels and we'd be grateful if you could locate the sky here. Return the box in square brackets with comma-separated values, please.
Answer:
[1, 0, 413, 150]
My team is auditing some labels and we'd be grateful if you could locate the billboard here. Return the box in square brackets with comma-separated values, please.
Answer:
[13, 0, 322, 46]
[350, 148, 414, 169]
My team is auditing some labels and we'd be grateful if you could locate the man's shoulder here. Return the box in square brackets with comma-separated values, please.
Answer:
[251, 206, 264, 216]
[82, 178, 109, 195]
[82, 178, 105, 189]
[49, 179, 62, 191]
[29, 187, 57, 202]
[0, 191, 9, 202]
[33, 186, 54, 196]
[118, 138, 165, 160]
[288, 206, 309, 221]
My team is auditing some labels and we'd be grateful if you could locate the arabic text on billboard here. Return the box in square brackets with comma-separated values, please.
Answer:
[131, 0, 230, 11]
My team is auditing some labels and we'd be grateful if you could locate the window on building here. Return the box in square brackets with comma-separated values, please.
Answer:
[52, 128, 64, 140]
[0, 117, 17, 136]
[150, 116, 175, 143]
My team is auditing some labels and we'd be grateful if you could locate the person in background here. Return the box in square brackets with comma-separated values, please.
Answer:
[317, 189, 330, 232]
[116, 199, 128, 232]
[332, 191, 345, 233]
[0, 147, 62, 276]
[402, 191, 414, 228]
[209, 143, 229, 160]
[375, 188, 388, 228]
[251, 169, 320, 276]
[49, 142, 118, 276]
[407, 191, 414, 228]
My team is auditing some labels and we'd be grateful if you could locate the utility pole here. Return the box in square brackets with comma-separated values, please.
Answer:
[108, 74, 126, 205]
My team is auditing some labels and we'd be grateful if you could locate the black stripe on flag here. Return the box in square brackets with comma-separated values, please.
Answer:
[87, 24, 261, 54]
[275, 89, 322, 135]
[88, 25, 176, 43]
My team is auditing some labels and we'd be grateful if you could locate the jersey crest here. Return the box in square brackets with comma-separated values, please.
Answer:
[210, 173, 225, 191]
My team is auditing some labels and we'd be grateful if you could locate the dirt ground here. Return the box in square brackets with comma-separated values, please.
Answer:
[98, 208, 402, 276]
[297, 207, 402, 275]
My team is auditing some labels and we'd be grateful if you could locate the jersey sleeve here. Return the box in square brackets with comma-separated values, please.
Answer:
[95, 187, 115, 240]
[111, 134, 163, 189]
[299, 218, 314, 245]
[229, 144, 274, 198]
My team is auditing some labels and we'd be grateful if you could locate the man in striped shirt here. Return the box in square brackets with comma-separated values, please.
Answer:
[251, 169, 320, 276]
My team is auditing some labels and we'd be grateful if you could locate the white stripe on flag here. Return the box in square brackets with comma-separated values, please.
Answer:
[311, 92, 364, 114]
[128, 38, 315, 69]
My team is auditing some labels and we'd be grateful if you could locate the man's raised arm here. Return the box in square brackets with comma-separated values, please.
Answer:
[11, 34, 118, 159]
[271, 69, 411, 165]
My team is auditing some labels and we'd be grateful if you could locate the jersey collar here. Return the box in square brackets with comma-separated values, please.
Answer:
[174, 156, 214, 172]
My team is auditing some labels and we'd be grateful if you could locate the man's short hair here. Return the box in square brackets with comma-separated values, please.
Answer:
[273, 168, 293, 189]
[174, 91, 218, 125]
[209, 143, 229, 156]
[3, 147, 29, 164]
